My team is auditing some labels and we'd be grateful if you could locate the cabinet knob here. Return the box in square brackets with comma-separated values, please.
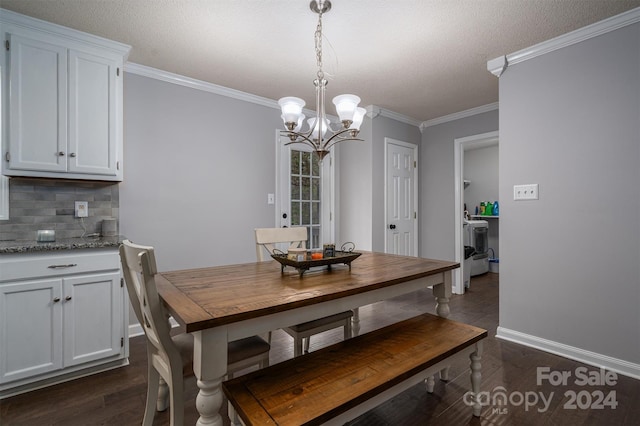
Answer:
[65, 296, 72, 301]
[53, 297, 61, 303]
[58, 151, 65, 156]
[70, 153, 76, 158]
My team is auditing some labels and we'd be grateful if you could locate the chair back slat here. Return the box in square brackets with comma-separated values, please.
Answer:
[120, 240, 182, 370]
[255, 227, 307, 261]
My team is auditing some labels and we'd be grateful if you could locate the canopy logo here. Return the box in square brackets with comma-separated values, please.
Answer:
[463, 366, 618, 415]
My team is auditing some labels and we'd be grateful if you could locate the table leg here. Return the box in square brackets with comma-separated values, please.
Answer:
[193, 328, 228, 426]
[432, 271, 452, 318]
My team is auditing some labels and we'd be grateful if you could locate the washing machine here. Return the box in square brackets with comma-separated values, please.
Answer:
[463, 219, 489, 276]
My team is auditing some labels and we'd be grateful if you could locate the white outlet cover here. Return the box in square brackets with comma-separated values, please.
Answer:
[75, 201, 89, 217]
[513, 184, 539, 201]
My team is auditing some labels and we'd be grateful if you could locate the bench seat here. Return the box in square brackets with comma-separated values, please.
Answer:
[223, 313, 487, 426]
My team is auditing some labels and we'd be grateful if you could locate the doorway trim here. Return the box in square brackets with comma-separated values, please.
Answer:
[453, 131, 498, 294]
[384, 137, 418, 256]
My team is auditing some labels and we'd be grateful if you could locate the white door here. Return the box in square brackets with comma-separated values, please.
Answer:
[385, 139, 418, 256]
[277, 135, 334, 250]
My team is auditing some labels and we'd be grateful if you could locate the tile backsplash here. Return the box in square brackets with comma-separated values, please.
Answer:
[0, 177, 119, 241]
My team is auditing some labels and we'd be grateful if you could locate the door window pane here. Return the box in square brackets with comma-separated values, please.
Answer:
[289, 149, 322, 249]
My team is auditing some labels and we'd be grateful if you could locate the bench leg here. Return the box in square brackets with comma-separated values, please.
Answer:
[469, 341, 483, 417]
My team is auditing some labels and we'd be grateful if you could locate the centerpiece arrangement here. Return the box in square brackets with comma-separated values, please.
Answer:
[271, 242, 361, 277]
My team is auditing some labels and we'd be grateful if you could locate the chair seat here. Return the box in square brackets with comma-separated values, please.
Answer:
[228, 336, 271, 365]
[171, 333, 270, 372]
[286, 310, 353, 333]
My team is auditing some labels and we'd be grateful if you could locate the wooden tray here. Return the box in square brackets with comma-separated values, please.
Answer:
[271, 251, 362, 277]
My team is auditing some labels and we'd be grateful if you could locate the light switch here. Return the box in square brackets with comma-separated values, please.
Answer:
[513, 184, 538, 201]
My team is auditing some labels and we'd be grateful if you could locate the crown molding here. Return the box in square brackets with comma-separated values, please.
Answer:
[488, 6, 640, 77]
[421, 102, 499, 129]
[125, 64, 422, 127]
[125, 62, 279, 110]
[0, 8, 130, 58]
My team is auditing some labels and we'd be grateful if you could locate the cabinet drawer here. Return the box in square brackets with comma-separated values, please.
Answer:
[0, 249, 120, 282]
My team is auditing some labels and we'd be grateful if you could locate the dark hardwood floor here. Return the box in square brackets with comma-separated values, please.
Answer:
[2, 272, 638, 425]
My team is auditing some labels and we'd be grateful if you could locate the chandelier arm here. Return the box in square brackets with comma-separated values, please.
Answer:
[321, 130, 364, 151]
[281, 131, 320, 150]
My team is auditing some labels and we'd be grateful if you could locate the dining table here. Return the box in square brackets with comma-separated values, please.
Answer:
[156, 250, 458, 426]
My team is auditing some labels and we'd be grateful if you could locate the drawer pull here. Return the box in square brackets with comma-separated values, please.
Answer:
[47, 264, 78, 269]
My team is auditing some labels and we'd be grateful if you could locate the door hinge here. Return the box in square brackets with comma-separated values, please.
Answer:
[117, 161, 120, 170]
[121, 337, 124, 347]
[5, 40, 9, 51]
[414, 212, 417, 219]
[5, 152, 10, 162]
[116, 67, 120, 77]
[120, 277, 124, 288]
[414, 160, 417, 168]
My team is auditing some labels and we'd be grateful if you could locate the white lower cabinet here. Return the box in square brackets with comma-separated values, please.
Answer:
[0, 249, 128, 397]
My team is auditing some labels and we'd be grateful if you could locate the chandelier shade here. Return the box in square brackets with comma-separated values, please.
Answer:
[278, 0, 364, 161]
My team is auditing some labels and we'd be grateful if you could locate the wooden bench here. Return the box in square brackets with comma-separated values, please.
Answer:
[223, 313, 488, 426]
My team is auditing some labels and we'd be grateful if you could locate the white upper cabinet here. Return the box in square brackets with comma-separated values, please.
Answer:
[1, 9, 130, 181]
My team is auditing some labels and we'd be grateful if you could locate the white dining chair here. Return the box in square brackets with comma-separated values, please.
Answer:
[120, 240, 270, 426]
[255, 227, 353, 357]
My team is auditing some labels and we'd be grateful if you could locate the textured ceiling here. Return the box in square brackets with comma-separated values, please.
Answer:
[3, 0, 640, 122]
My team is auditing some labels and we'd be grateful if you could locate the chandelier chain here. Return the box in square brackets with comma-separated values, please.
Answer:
[315, 11, 324, 80]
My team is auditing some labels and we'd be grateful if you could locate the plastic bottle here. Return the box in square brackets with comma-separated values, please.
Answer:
[485, 201, 493, 216]
[493, 201, 499, 216]
[480, 202, 485, 215]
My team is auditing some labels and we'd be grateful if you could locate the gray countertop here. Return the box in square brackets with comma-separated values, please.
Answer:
[0, 235, 126, 254]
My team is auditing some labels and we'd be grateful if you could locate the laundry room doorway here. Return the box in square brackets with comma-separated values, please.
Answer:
[453, 131, 498, 295]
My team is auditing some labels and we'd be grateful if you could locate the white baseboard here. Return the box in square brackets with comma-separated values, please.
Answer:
[496, 326, 640, 380]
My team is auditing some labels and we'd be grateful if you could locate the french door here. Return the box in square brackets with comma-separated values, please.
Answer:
[277, 135, 334, 250]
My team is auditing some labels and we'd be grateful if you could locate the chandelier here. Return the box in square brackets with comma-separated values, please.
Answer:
[278, 0, 365, 161]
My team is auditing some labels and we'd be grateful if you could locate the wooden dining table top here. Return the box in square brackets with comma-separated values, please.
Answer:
[156, 251, 459, 334]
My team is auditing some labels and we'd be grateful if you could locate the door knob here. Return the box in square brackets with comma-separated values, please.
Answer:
[389, 224, 396, 230]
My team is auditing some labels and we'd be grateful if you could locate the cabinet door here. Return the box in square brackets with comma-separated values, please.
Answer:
[63, 272, 123, 367]
[8, 34, 68, 172]
[0, 279, 63, 384]
[68, 50, 119, 176]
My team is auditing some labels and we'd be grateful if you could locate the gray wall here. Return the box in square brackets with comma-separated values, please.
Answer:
[338, 113, 422, 253]
[120, 73, 282, 271]
[464, 145, 499, 215]
[498, 23, 639, 363]
[420, 110, 499, 261]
